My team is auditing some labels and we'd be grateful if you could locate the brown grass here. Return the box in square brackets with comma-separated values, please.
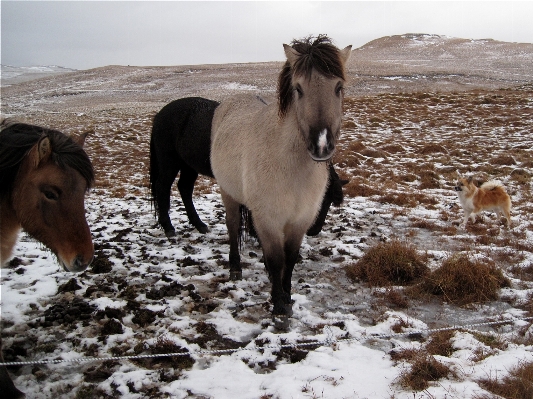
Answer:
[478, 361, 533, 399]
[413, 254, 511, 305]
[418, 143, 448, 155]
[491, 154, 516, 166]
[345, 239, 429, 287]
[374, 288, 410, 309]
[343, 181, 381, 197]
[380, 144, 405, 154]
[425, 330, 455, 357]
[398, 354, 453, 391]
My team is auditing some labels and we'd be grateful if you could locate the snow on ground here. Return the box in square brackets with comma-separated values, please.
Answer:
[1, 56, 533, 398]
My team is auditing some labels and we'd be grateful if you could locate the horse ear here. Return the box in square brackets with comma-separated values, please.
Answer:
[74, 131, 89, 148]
[31, 136, 51, 167]
[340, 45, 352, 64]
[341, 179, 349, 186]
[283, 44, 300, 66]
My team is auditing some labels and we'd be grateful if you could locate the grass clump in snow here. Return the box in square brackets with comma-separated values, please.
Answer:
[345, 239, 429, 286]
[398, 354, 454, 391]
[413, 253, 511, 305]
[477, 361, 533, 399]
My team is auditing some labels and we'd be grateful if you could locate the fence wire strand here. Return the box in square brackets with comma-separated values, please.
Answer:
[2, 315, 532, 367]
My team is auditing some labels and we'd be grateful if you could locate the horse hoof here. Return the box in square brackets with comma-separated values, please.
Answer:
[164, 229, 176, 238]
[196, 224, 209, 234]
[284, 302, 294, 317]
[230, 270, 242, 281]
[272, 314, 290, 330]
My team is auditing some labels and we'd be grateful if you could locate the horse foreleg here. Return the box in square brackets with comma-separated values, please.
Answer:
[256, 227, 291, 317]
[281, 228, 306, 314]
[0, 338, 25, 399]
[177, 166, 208, 233]
[221, 191, 242, 280]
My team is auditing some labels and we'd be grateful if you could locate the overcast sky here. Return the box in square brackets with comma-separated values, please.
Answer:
[1, 1, 532, 70]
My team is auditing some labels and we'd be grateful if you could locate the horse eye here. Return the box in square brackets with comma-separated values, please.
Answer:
[295, 85, 303, 98]
[335, 83, 344, 96]
[43, 189, 59, 201]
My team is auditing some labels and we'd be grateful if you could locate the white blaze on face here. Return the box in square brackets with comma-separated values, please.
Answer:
[318, 129, 328, 154]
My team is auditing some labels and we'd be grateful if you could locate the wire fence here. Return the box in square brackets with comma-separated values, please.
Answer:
[2, 315, 532, 367]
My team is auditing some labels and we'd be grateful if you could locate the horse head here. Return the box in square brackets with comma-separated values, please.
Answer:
[11, 129, 94, 272]
[279, 35, 351, 162]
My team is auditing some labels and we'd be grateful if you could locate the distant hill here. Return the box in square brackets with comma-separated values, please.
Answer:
[347, 34, 533, 93]
[1, 65, 77, 85]
[1, 33, 532, 117]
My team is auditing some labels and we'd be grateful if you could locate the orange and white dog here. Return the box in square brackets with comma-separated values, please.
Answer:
[454, 176, 512, 228]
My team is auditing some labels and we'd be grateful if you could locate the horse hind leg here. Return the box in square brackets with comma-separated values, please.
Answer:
[154, 169, 178, 238]
[220, 190, 242, 280]
[177, 166, 209, 233]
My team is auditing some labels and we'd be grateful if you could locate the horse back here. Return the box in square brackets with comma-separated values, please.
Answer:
[152, 97, 219, 177]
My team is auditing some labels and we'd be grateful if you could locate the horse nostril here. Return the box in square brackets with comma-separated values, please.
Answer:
[70, 254, 92, 272]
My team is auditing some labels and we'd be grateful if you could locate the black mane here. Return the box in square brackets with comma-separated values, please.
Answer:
[0, 122, 94, 199]
[278, 34, 347, 118]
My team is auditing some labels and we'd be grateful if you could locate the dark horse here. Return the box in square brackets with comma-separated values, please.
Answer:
[0, 121, 95, 399]
[149, 97, 347, 238]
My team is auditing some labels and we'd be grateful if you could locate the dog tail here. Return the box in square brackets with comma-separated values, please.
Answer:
[480, 180, 504, 191]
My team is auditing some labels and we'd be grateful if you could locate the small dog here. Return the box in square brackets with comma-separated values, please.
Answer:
[454, 176, 512, 228]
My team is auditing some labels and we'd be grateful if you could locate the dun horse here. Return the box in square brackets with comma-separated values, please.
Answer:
[0, 121, 95, 399]
[211, 35, 351, 324]
[149, 97, 347, 238]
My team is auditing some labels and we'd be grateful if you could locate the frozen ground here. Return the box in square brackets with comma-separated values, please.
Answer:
[1, 34, 533, 398]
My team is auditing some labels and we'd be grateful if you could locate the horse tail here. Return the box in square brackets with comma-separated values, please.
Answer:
[148, 128, 159, 217]
[238, 205, 256, 249]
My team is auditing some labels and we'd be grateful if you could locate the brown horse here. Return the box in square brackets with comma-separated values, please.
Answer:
[211, 35, 351, 326]
[0, 121, 95, 398]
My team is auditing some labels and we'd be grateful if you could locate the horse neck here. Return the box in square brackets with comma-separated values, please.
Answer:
[277, 109, 311, 162]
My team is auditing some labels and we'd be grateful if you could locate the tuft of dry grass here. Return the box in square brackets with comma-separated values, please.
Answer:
[491, 154, 516, 166]
[398, 354, 453, 391]
[413, 254, 511, 305]
[477, 361, 533, 399]
[380, 143, 405, 154]
[374, 287, 410, 309]
[345, 239, 429, 287]
[425, 330, 455, 357]
[343, 181, 381, 197]
[418, 143, 448, 155]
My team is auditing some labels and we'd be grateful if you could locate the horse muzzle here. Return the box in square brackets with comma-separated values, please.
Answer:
[454, 186, 462, 192]
[61, 253, 94, 272]
[307, 128, 335, 162]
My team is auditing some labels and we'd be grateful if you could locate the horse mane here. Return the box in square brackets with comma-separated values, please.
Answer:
[0, 122, 94, 199]
[278, 34, 347, 118]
